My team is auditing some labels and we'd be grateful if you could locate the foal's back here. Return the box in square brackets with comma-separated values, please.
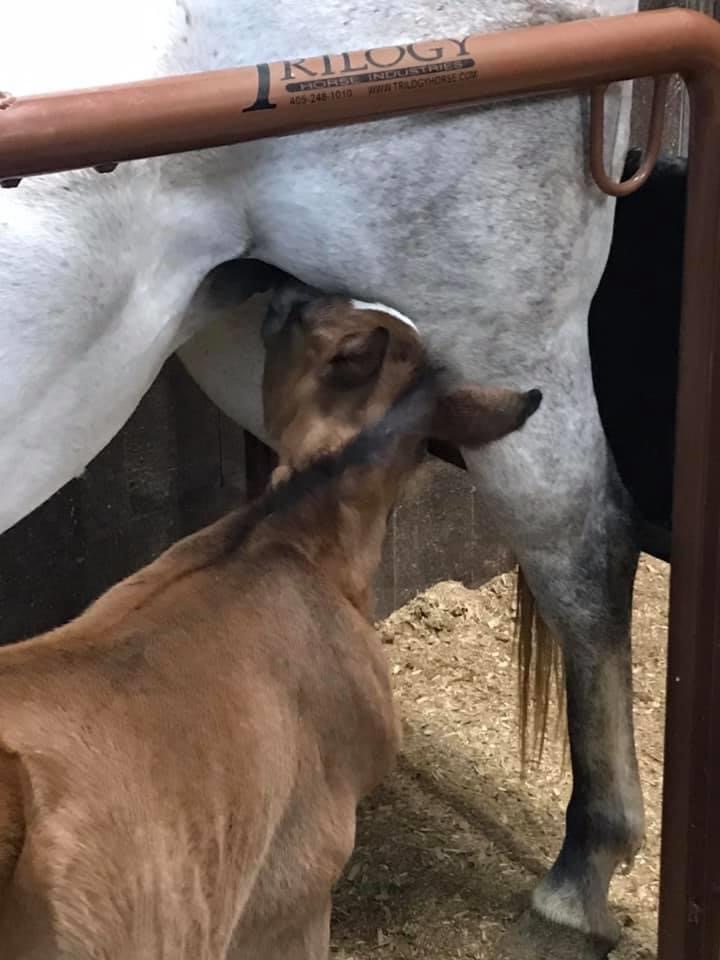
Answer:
[0, 524, 398, 959]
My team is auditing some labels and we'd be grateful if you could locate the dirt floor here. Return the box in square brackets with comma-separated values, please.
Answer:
[331, 555, 669, 959]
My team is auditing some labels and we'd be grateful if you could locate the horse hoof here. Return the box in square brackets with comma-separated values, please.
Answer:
[495, 909, 618, 960]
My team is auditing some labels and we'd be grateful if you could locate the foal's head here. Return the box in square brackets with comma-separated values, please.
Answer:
[262, 282, 542, 496]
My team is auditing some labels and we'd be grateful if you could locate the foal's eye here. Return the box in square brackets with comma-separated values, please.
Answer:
[287, 304, 306, 328]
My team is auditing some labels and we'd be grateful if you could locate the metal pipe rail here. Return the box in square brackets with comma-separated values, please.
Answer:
[2, 8, 720, 957]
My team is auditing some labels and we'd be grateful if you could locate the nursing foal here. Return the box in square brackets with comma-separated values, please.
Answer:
[0, 289, 540, 959]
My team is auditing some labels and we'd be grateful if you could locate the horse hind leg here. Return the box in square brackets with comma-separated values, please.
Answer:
[466, 412, 644, 951]
[530, 479, 642, 946]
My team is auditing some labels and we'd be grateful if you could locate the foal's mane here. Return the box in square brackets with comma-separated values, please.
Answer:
[70, 358, 443, 636]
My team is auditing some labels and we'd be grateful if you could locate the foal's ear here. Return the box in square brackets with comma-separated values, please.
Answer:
[432, 385, 542, 448]
[322, 326, 390, 390]
[263, 278, 323, 343]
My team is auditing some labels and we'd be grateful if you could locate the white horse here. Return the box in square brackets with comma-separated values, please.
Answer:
[0, 0, 641, 952]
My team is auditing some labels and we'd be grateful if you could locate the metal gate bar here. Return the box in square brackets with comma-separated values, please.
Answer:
[2, 8, 719, 957]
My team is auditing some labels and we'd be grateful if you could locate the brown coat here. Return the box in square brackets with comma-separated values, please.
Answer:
[0, 500, 399, 959]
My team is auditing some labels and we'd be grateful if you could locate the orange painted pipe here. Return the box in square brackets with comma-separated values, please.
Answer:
[0, 8, 718, 182]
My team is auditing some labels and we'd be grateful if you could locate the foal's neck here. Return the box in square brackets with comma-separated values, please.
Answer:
[258, 465, 400, 618]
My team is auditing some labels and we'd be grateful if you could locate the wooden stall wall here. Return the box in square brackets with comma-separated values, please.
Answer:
[0, 359, 248, 643]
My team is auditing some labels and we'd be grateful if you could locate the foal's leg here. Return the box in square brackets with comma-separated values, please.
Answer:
[463, 377, 643, 948]
[261, 898, 331, 960]
[296, 899, 331, 960]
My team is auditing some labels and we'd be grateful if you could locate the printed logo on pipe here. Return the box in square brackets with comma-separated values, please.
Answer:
[244, 39, 478, 113]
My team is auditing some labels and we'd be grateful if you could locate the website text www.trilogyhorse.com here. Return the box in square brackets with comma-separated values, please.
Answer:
[368, 70, 478, 95]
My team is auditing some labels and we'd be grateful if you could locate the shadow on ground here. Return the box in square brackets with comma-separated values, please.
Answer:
[332, 753, 650, 959]
[331, 568, 666, 959]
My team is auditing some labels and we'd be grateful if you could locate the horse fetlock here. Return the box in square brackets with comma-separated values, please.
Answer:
[531, 858, 621, 948]
[597, 790, 646, 873]
[582, 803, 645, 889]
[620, 854, 637, 877]
[617, 837, 644, 878]
[531, 797, 644, 946]
[619, 813, 645, 875]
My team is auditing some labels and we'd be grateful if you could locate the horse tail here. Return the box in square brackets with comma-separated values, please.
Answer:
[514, 566, 568, 775]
